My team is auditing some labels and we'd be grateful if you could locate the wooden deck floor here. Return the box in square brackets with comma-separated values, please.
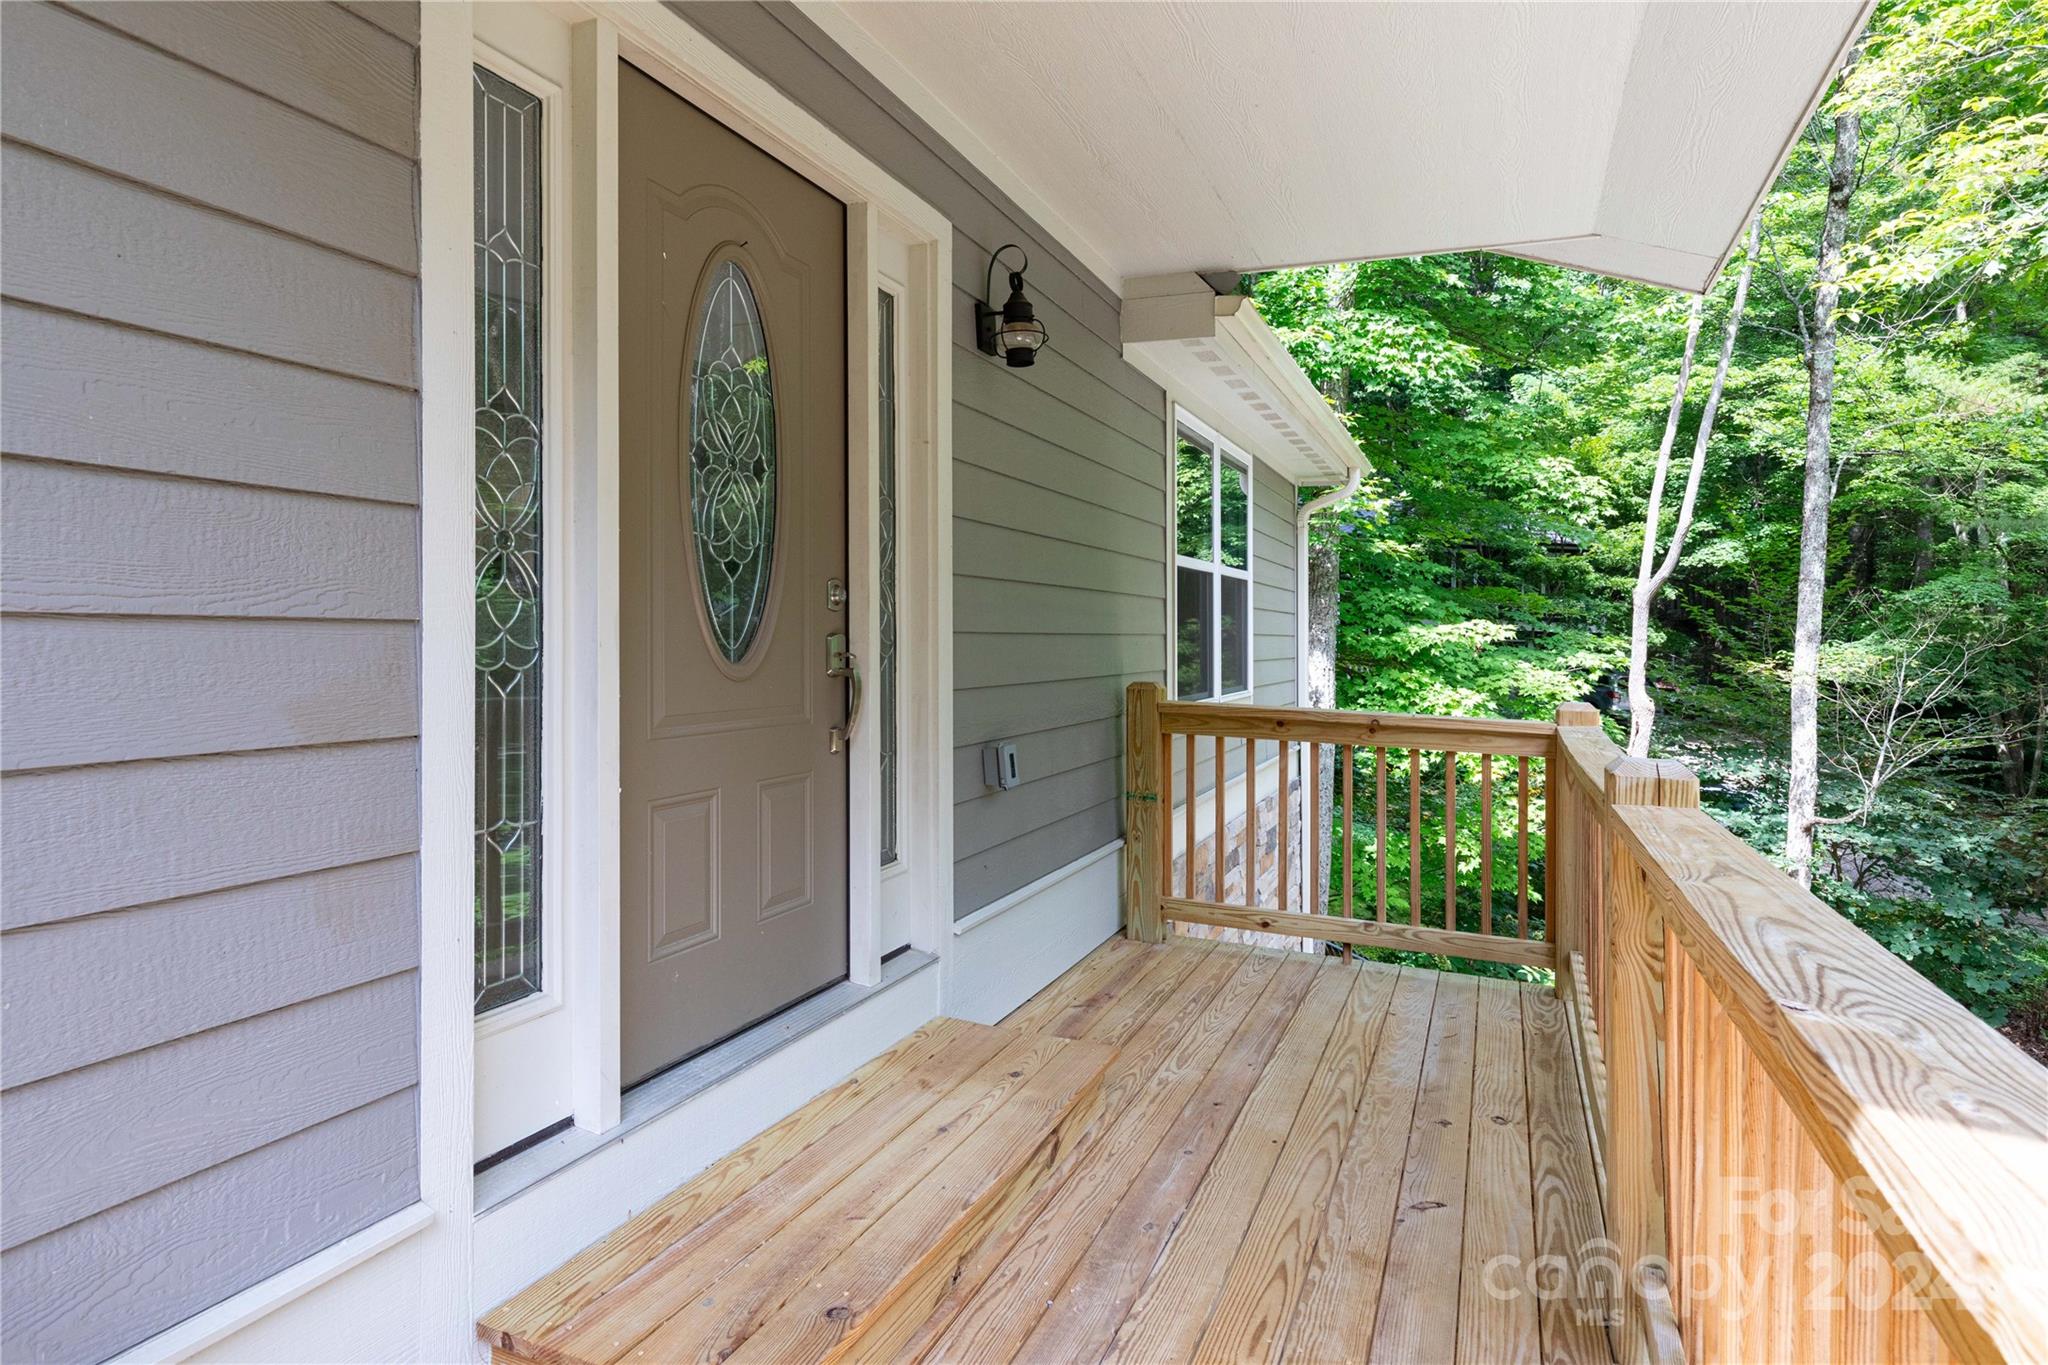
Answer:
[919, 935, 1614, 1364]
[481, 935, 1613, 1364]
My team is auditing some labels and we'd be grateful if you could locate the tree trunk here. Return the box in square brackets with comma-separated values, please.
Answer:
[1787, 104, 1861, 887]
[1308, 263, 1352, 917]
[1628, 216, 1759, 757]
[1307, 535, 1339, 912]
[1626, 297, 1706, 756]
[1850, 519, 1875, 589]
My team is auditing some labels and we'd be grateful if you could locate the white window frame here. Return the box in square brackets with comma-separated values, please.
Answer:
[1171, 408, 1254, 703]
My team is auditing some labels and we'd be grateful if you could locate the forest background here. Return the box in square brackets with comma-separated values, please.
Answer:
[1251, 0, 2047, 1054]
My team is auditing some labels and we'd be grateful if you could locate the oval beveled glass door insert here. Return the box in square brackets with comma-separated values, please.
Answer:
[688, 259, 777, 664]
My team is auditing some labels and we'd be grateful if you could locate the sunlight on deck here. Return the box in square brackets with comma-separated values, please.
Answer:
[481, 935, 1615, 1364]
[926, 935, 1615, 1363]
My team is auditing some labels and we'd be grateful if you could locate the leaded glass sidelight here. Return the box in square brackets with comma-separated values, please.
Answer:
[689, 261, 777, 664]
[878, 290, 901, 866]
[474, 66, 545, 1015]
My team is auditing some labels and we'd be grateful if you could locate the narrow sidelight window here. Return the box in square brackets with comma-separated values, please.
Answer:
[878, 289, 900, 865]
[1172, 423, 1253, 700]
[474, 66, 545, 1014]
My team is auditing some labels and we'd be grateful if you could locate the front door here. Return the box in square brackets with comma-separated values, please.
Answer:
[618, 63, 849, 1087]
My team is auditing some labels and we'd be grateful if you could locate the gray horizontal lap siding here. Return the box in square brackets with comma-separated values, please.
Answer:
[672, 2, 1171, 918]
[0, 4, 422, 1360]
[1253, 456, 1299, 707]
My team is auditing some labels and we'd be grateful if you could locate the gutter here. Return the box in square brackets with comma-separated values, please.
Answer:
[1295, 464, 1363, 706]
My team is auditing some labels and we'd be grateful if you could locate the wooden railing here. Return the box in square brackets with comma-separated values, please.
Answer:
[1601, 772, 2048, 1364]
[1124, 684, 2048, 1363]
[1123, 682, 1554, 968]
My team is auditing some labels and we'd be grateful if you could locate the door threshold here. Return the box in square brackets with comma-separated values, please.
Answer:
[474, 948, 937, 1214]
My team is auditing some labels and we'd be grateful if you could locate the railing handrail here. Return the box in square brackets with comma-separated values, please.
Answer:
[1551, 718, 1626, 797]
[1153, 698, 1555, 756]
[1615, 802, 2048, 1363]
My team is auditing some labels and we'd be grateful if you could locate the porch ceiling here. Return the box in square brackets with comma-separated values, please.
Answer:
[801, 0, 1872, 295]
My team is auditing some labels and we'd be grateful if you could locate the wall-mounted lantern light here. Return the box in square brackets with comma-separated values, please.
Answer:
[976, 243, 1049, 367]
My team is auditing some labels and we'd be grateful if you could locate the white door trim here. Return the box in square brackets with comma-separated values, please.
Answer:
[417, 6, 480, 1357]
[414, 0, 954, 1350]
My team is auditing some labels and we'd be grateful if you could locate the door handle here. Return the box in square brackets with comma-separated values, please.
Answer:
[827, 631, 861, 754]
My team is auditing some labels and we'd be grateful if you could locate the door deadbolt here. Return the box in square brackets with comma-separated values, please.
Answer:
[825, 577, 848, 611]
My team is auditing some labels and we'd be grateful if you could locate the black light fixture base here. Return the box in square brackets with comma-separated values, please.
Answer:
[975, 301, 1003, 357]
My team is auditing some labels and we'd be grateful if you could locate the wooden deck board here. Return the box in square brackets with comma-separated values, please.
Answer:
[1282, 965, 1441, 1361]
[1191, 961, 1400, 1364]
[1367, 972, 1481, 1364]
[479, 1020, 1006, 1355]
[1104, 961, 1352, 1363]
[1523, 985, 1615, 1365]
[1012, 954, 1320, 1362]
[483, 938, 1616, 1365]
[611, 1034, 1098, 1364]
[904, 943, 1257, 1362]
[720, 1038, 1112, 1363]
[1457, 979, 1541, 1365]
[997, 933, 1136, 1034]
[1069, 934, 1215, 1046]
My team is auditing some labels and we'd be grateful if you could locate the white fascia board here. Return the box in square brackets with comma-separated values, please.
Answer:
[1123, 286, 1364, 487]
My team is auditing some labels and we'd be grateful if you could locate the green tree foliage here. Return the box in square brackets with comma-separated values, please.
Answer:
[1249, 0, 2048, 1028]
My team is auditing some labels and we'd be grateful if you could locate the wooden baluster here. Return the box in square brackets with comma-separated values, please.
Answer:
[1184, 733, 1196, 899]
[1305, 742, 1320, 913]
[1408, 750, 1422, 924]
[1160, 727, 1174, 914]
[1213, 735, 1226, 903]
[1444, 751, 1459, 931]
[1517, 756, 1531, 939]
[1244, 736, 1258, 907]
[1374, 747, 1388, 923]
[1544, 750, 1563, 977]
[1121, 681, 1164, 941]
[1480, 754, 1494, 936]
[1589, 775, 1606, 1035]
[1278, 739, 1291, 910]
[1341, 743, 1355, 920]
[1551, 703, 1601, 998]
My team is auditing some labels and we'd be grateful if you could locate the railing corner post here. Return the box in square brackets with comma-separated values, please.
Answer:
[1555, 701, 1601, 729]
[1124, 681, 1166, 943]
[1601, 751, 1697, 1363]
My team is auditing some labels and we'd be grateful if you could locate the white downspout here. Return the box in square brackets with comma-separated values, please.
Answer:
[1294, 465, 1362, 706]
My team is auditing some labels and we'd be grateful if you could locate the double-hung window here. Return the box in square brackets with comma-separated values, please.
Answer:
[1174, 420, 1252, 701]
